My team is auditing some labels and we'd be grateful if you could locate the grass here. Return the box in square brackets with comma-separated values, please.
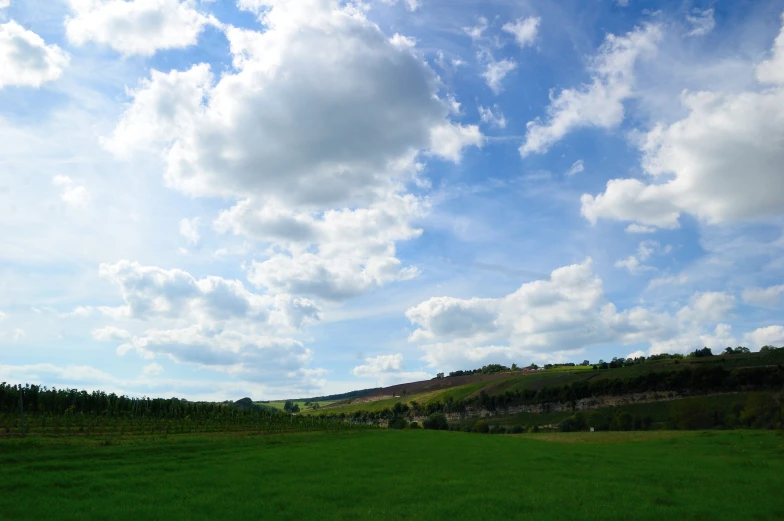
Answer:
[2, 429, 784, 520]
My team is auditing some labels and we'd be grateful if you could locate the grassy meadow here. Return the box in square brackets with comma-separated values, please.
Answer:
[2, 429, 783, 520]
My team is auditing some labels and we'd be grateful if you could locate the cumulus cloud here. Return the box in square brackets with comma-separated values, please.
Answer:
[107, 5, 481, 206]
[352, 353, 430, 385]
[407, 259, 737, 369]
[742, 285, 784, 307]
[744, 325, 784, 348]
[216, 194, 426, 301]
[0, 21, 70, 89]
[614, 240, 663, 274]
[117, 325, 313, 379]
[700, 324, 737, 351]
[65, 0, 214, 56]
[52, 175, 89, 208]
[0, 1, 9, 8]
[105, 2, 481, 304]
[686, 8, 716, 38]
[581, 16, 784, 229]
[92, 325, 132, 341]
[520, 23, 661, 156]
[478, 104, 507, 129]
[502, 16, 540, 48]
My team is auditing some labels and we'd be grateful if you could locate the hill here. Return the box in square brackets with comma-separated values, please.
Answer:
[306, 348, 784, 422]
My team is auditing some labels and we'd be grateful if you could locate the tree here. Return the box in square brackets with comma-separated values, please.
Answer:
[617, 412, 633, 431]
[283, 401, 294, 413]
[511, 363, 518, 371]
[423, 413, 448, 430]
[473, 420, 489, 433]
[581, 360, 590, 366]
[388, 417, 408, 429]
[436, 372, 444, 379]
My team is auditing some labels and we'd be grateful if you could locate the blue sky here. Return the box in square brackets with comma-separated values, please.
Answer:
[1, 0, 784, 400]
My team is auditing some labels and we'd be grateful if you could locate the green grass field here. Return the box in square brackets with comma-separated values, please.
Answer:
[2, 429, 783, 520]
[261, 400, 339, 412]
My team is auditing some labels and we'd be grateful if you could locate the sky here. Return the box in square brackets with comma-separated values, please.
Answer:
[1, 0, 784, 401]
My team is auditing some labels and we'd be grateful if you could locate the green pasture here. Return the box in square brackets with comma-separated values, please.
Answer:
[2, 429, 783, 520]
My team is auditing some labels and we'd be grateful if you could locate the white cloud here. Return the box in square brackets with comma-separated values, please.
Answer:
[65, 0, 214, 56]
[581, 16, 784, 229]
[478, 105, 507, 129]
[617, 0, 629, 6]
[464, 17, 488, 41]
[117, 325, 313, 379]
[686, 8, 716, 38]
[351, 353, 430, 385]
[52, 175, 89, 208]
[482, 58, 517, 94]
[143, 363, 164, 375]
[646, 273, 688, 290]
[13, 328, 25, 341]
[0, 311, 6, 320]
[565, 159, 584, 176]
[218, 194, 426, 301]
[380, 0, 419, 11]
[757, 13, 784, 85]
[502, 16, 540, 48]
[179, 217, 200, 246]
[407, 259, 737, 369]
[107, 6, 481, 207]
[700, 324, 737, 351]
[744, 325, 784, 348]
[521, 23, 661, 156]
[97, 260, 320, 333]
[0, 1, 10, 9]
[92, 325, 132, 341]
[614, 240, 661, 274]
[626, 224, 656, 234]
[0, 21, 70, 89]
[742, 285, 784, 307]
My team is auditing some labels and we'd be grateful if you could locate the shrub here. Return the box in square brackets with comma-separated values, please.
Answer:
[423, 413, 449, 431]
[409, 421, 420, 429]
[473, 420, 490, 433]
[462, 425, 473, 433]
[388, 417, 408, 430]
[510, 424, 525, 434]
[448, 424, 461, 431]
[490, 425, 507, 435]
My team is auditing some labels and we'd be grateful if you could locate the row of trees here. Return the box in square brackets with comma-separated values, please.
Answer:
[0, 383, 375, 438]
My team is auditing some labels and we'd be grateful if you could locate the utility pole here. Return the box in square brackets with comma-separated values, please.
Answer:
[18, 384, 25, 437]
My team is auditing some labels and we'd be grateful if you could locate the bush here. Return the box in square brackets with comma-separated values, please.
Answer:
[423, 413, 449, 431]
[409, 421, 420, 429]
[490, 425, 507, 435]
[510, 424, 525, 434]
[448, 424, 461, 431]
[462, 425, 473, 433]
[473, 420, 490, 433]
[388, 417, 408, 430]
